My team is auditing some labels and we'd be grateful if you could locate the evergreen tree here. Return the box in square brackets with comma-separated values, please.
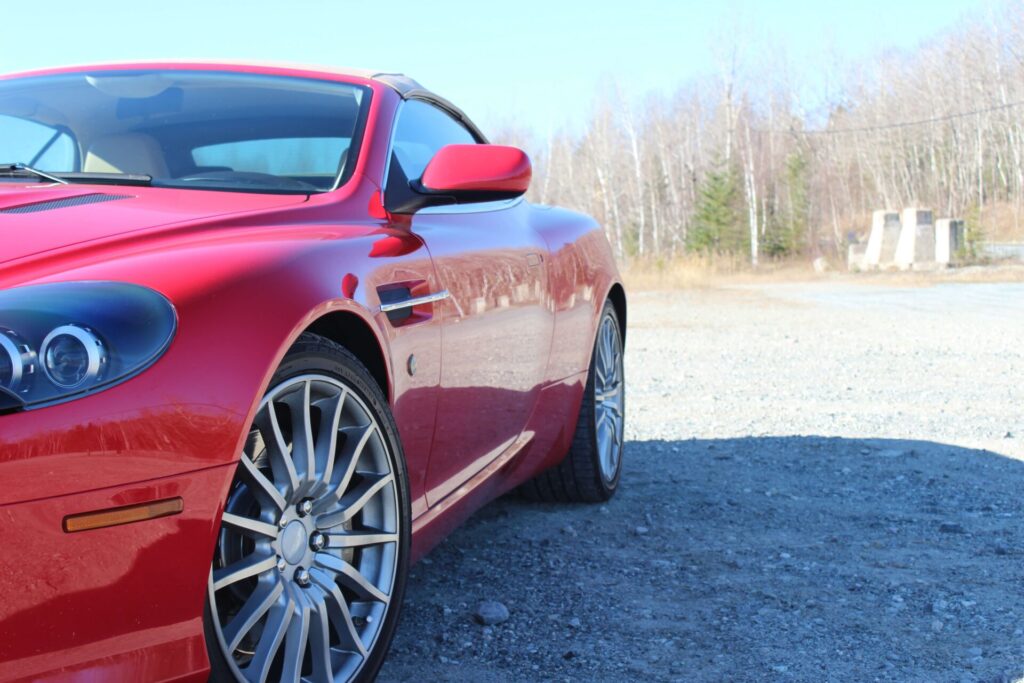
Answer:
[764, 151, 809, 258]
[687, 164, 744, 254]
[960, 205, 984, 262]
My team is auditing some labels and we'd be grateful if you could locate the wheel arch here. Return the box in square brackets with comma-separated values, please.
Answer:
[303, 310, 391, 402]
[606, 282, 627, 345]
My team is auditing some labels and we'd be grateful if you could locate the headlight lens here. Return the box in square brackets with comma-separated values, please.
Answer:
[41, 324, 109, 389]
[0, 327, 35, 392]
[0, 282, 176, 410]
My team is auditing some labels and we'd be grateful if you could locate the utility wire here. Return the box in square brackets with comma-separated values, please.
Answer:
[756, 99, 1024, 136]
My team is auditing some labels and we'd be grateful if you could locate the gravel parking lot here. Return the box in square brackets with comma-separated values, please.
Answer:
[380, 279, 1024, 682]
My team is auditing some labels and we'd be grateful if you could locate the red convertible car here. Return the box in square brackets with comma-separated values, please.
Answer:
[0, 62, 626, 683]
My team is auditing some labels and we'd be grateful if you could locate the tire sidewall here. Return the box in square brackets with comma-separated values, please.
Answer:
[205, 336, 411, 683]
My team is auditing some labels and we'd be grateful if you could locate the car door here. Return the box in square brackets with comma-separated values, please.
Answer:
[384, 99, 554, 506]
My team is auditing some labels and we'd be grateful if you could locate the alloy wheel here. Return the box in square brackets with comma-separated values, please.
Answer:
[208, 373, 400, 683]
[594, 314, 624, 482]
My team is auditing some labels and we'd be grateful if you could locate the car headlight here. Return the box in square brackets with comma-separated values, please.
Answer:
[0, 282, 176, 411]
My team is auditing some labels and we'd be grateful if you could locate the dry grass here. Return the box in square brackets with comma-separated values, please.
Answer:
[853, 263, 1024, 286]
[621, 255, 1024, 291]
[975, 202, 1024, 242]
[620, 255, 819, 291]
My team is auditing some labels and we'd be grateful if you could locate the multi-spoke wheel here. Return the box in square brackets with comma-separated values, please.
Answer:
[594, 309, 625, 482]
[520, 299, 625, 502]
[205, 334, 409, 683]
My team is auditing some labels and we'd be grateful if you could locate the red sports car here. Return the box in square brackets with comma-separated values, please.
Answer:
[0, 62, 626, 683]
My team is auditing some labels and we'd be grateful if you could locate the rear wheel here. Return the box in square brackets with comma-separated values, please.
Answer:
[521, 300, 625, 502]
[205, 334, 409, 683]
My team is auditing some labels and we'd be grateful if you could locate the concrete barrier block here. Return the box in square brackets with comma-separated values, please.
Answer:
[895, 208, 935, 270]
[847, 243, 867, 271]
[935, 218, 964, 265]
[864, 210, 901, 268]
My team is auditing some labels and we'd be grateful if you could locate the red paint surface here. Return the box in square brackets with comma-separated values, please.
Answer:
[0, 61, 623, 682]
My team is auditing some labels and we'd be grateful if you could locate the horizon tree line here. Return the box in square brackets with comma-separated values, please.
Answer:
[492, 1, 1024, 264]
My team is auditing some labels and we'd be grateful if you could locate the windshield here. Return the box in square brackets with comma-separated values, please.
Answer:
[0, 70, 370, 193]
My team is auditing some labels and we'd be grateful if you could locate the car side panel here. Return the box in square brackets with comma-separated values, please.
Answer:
[411, 372, 585, 560]
[530, 205, 623, 383]
[409, 200, 555, 507]
[517, 206, 624, 478]
[409, 207, 624, 559]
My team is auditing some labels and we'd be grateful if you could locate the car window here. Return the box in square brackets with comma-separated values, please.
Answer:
[390, 100, 476, 182]
[385, 99, 477, 211]
[0, 115, 77, 171]
[192, 137, 351, 178]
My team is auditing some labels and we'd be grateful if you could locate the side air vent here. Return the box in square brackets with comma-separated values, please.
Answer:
[0, 194, 132, 215]
[378, 286, 414, 324]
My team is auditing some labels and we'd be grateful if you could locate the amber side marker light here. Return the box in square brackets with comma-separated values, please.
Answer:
[63, 497, 184, 533]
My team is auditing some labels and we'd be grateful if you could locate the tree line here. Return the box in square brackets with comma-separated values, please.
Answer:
[494, 2, 1024, 264]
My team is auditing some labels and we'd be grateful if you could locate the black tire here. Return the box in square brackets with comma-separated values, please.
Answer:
[205, 332, 410, 683]
[520, 300, 625, 502]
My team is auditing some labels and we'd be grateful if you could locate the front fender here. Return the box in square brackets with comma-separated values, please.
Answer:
[0, 224, 417, 504]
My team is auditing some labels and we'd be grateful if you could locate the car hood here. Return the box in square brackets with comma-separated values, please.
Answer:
[0, 183, 309, 266]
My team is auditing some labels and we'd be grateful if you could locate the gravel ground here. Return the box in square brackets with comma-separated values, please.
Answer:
[379, 280, 1024, 682]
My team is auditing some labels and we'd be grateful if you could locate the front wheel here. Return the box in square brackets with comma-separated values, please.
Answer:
[521, 299, 625, 502]
[205, 334, 410, 683]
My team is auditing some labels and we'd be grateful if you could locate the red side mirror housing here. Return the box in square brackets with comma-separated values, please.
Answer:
[421, 144, 531, 197]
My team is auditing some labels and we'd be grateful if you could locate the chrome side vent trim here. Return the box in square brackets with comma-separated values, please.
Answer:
[0, 194, 133, 214]
[379, 289, 450, 313]
[377, 286, 449, 325]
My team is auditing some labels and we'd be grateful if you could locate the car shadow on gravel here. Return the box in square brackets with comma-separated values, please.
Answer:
[379, 436, 1024, 683]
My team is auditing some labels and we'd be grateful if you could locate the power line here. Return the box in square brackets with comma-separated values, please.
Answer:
[757, 99, 1024, 136]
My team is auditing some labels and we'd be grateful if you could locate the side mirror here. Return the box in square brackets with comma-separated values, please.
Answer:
[388, 144, 531, 214]
[420, 144, 531, 198]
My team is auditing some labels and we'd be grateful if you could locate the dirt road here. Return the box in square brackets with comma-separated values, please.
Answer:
[379, 280, 1024, 682]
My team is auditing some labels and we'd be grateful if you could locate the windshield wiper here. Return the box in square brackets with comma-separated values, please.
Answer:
[0, 164, 152, 187]
[55, 172, 152, 186]
[0, 162, 68, 185]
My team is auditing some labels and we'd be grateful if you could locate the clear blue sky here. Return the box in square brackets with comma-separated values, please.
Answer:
[0, 0, 988, 136]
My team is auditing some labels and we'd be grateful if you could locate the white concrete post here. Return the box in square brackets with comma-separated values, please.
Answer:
[935, 218, 964, 265]
[895, 208, 935, 270]
[848, 243, 867, 271]
[864, 210, 900, 268]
